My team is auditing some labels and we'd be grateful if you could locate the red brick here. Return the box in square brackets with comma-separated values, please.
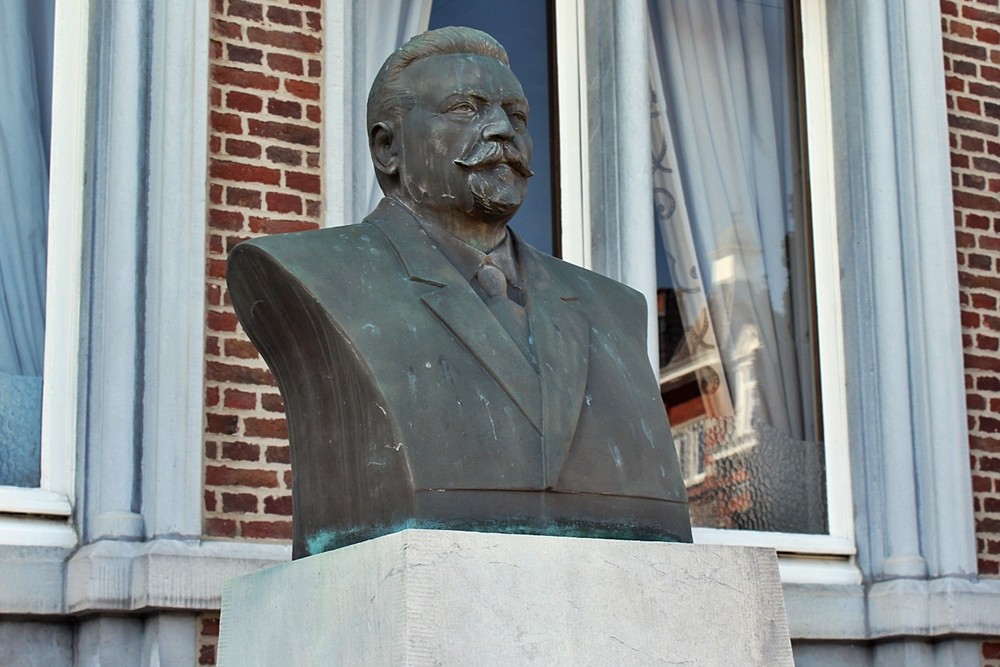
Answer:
[264, 495, 293, 515]
[261, 393, 285, 413]
[205, 518, 237, 538]
[206, 413, 239, 435]
[308, 59, 321, 77]
[244, 417, 289, 439]
[221, 440, 261, 462]
[209, 183, 223, 205]
[206, 361, 274, 386]
[966, 353, 1000, 372]
[984, 27, 1000, 46]
[955, 190, 1000, 211]
[265, 146, 302, 166]
[266, 192, 303, 214]
[265, 444, 290, 464]
[210, 160, 281, 185]
[201, 616, 220, 637]
[210, 39, 223, 60]
[306, 104, 321, 123]
[199, 644, 216, 666]
[208, 233, 224, 255]
[975, 475, 994, 492]
[247, 216, 316, 234]
[211, 65, 279, 91]
[225, 186, 262, 207]
[226, 44, 263, 65]
[228, 0, 262, 21]
[210, 135, 222, 154]
[266, 6, 303, 28]
[226, 91, 263, 113]
[205, 385, 220, 407]
[951, 20, 975, 39]
[241, 520, 293, 539]
[208, 209, 244, 231]
[289, 0, 321, 9]
[222, 492, 259, 513]
[305, 200, 321, 218]
[972, 436, 1000, 453]
[207, 258, 228, 280]
[211, 111, 242, 135]
[307, 152, 320, 168]
[204, 490, 217, 512]
[268, 98, 302, 118]
[248, 119, 319, 145]
[246, 27, 321, 53]
[286, 171, 320, 194]
[207, 310, 239, 332]
[205, 335, 221, 356]
[224, 389, 257, 410]
[223, 338, 260, 359]
[981, 419, 1000, 435]
[211, 19, 242, 40]
[306, 11, 322, 32]
[285, 79, 321, 101]
[205, 465, 280, 488]
[962, 5, 1000, 24]
[225, 235, 252, 253]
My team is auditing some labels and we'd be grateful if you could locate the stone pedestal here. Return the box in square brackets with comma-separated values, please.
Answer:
[219, 529, 792, 666]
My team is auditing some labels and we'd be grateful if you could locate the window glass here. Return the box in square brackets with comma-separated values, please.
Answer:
[428, 0, 557, 255]
[649, 0, 826, 533]
[0, 0, 55, 488]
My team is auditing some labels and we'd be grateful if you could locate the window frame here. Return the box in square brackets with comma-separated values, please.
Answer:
[552, 0, 855, 561]
[0, 0, 90, 548]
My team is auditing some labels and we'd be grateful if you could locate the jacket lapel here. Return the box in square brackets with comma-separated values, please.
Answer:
[518, 242, 591, 489]
[365, 199, 543, 434]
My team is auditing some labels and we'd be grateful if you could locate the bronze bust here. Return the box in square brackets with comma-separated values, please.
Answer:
[228, 27, 691, 558]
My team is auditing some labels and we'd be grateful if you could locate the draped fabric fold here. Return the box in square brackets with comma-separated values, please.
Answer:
[363, 0, 433, 213]
[648, 0, 824, 533]
[0, 0, 54, 487]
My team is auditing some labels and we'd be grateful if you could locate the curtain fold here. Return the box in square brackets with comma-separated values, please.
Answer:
[648, 0, 824, 533]
[0, 0, 53, 487]
[363, 0, 433, 213]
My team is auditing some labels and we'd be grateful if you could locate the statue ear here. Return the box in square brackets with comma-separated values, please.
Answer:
[370, 122, 399, 176]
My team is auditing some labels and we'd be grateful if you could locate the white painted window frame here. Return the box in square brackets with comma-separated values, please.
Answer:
[553, 0, 856, 571]
[0, 0, 90, 548]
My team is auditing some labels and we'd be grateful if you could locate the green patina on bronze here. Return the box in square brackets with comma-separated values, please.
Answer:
[228, 27, 692, 559]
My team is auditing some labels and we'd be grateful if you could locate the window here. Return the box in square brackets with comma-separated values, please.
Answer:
[0, 0, 88, 546]
[553, 0, 851, 550]
[325, 0, 851, 553]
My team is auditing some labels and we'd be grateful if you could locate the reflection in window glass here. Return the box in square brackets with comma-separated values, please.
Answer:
[649, 0, 826, 533]
[0, 0, 55, 488]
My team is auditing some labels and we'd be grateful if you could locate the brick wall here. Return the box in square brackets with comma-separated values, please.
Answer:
[201, 0, 322, 662]
[941, 0, 1000, 664]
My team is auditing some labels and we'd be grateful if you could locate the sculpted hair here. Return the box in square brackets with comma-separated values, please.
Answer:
[366, 26, 510, 131]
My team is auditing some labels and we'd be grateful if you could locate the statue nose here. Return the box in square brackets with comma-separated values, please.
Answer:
[482, 118, 515, 142]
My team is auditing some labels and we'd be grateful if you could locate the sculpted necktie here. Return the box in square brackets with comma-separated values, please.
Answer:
[475, 259, 536, 370]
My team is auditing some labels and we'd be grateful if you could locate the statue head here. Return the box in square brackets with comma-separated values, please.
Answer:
[367, 27, 534, 241]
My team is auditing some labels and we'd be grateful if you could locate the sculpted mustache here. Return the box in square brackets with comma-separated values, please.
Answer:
[453, 143, 534, 178]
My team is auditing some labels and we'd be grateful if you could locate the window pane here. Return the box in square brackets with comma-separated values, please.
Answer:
[0, 0, 55, 488]
[428, 0, 557, 255]
[649, 0, 826, 533]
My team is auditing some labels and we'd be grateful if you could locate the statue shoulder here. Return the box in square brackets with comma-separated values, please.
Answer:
[531, 251, 647, 317]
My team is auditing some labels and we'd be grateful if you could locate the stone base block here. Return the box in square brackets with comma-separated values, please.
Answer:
[219, 529, 791, 666]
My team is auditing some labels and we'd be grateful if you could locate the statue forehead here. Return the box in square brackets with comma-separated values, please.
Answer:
[399, 53, 526, 102]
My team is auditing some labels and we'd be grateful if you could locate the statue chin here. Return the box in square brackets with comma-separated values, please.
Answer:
[468, 166, 526, 220]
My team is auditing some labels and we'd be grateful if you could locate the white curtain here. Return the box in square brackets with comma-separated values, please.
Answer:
[363, 0, 433, 213]
[648, 0, 823, 532]
[0, 0, 54, 487]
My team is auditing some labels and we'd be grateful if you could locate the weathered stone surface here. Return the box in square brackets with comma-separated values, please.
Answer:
[219, 529, 792, 666]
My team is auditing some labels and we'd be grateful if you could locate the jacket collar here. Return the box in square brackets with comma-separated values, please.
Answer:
[365, 198, 591, 487]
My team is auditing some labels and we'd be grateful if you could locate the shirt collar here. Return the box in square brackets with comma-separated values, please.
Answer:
[416, 218, 522, 289]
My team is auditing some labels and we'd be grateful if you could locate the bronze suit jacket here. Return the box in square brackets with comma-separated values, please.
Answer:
[228, 198, 691, 557]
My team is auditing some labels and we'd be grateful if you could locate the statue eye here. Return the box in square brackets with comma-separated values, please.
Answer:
[448, 101, 477, 114]
[509, 111, 528, 127]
